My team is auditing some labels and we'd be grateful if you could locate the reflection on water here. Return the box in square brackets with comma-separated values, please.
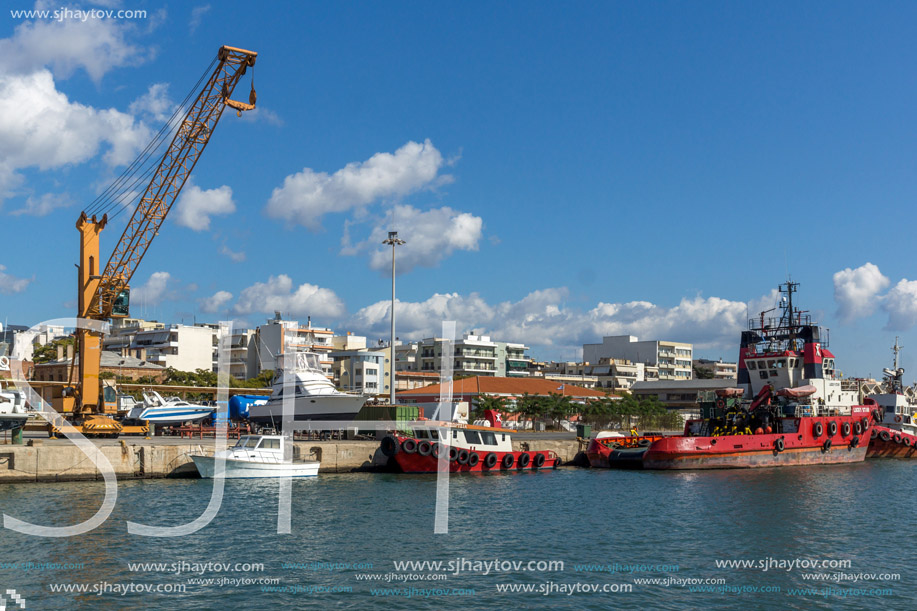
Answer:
[0, 462, 914, 609]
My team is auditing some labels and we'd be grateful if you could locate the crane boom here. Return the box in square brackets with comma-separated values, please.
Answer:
[93, 45, 257, 318]
[67, 45, 257, 426]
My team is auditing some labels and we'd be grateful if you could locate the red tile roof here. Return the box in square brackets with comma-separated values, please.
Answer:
[397, 376, 612, 398]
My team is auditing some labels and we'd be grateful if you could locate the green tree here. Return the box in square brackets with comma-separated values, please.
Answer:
[693, 366, 714, 380]
[32, 336, 75, 364]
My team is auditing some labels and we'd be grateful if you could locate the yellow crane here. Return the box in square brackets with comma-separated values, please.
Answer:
[54, 45, 258, 437]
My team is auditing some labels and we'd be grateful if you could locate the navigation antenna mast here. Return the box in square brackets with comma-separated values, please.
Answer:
[780, 280, 800, 351]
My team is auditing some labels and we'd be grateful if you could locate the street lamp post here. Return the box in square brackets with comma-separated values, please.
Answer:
[382, 231, 405, 405]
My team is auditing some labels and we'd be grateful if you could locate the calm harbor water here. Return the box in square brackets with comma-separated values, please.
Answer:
[1, 462, 915, 609]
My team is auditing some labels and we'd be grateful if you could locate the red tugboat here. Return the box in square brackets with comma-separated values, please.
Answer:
[643, 282, 873, 470]
[866, 339, 917, 458]
[381, 410, 561, 473]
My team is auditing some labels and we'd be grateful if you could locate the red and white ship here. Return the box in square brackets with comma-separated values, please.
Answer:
[643, 282, 873, 470]
[381, 410, 561, 473]
[866, 339, 917, 458]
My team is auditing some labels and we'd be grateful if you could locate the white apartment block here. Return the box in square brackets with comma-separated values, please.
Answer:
[408, 334, 531, 378]
[331, 349, 386, 394]
[692, 358, 738, 380]
[583, 335, 693, 380]
[250, 314, 334, 378]
[129, 324, 216, 372]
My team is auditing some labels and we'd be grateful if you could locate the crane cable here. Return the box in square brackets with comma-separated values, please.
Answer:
[83, 57, 218, 220]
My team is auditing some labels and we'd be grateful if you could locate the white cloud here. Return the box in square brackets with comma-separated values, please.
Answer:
[349, 288, 758, 355]
[344, 205, 483, 274]
[219, 244, 246, 262]
[189, 5, 211, 34]
[833, 262, 890, 323]
[0, 5, 151, 83]
[128, 83, 173, 122]
[201, 290, 232, 313]
[0, 69, 150, 202]
[238, 106, 283, 126]
[232, 275, 345, 319]
[174, 183, 235, 231]
[0, 264, 32, 294]
[265, 139, 451, 231]
[882, 279, 917, 331]
[9, 192, 72, 216]
[131, 271, 172, 306]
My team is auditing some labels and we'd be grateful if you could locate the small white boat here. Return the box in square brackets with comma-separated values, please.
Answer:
[127, 390, 216, 425]
[190, 435, 320, 478]
[0, 385, 35, 431]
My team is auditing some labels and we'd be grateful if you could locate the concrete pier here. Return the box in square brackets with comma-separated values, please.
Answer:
[0, 436, 584, 483]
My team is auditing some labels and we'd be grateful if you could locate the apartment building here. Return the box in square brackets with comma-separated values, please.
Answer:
[692, 358, 738, 380]
[583, 335, 693, 380]
[403, 334, 531, 378]
[331, 349, 386, 394]
[129, 324, 215, 372]
[249, 314, 334, 378]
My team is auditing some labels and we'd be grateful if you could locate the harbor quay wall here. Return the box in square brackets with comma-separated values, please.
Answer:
[0, 438, 583, 483]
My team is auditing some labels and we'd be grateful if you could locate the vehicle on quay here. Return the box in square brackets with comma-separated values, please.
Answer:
[380, 409, 561, 473]
[245, 352, 366, 428]
[190, 435, 320, 478]
[643, 282, 873, 470]
[865, 339, 917, 458]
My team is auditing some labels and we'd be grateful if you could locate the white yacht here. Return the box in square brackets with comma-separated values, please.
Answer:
[190, 435, 320, 478]
[0, 385, 34, 431]
[246, 352, 366, 427]
[127, 390, 216, 425]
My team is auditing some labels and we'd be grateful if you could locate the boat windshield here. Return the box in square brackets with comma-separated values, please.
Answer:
[244, 437, 260, 448]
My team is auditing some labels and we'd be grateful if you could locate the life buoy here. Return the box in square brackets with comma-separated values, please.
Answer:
[813, 422, 824, 438]
[716, 399, 725, 409]
[533, 453, 546, 469]
[418, 441, 432, 456]
[501, 454, 514, 469]
[484, 452, 498, 468]
[841, 422, 851, 437]
[828, 421, 838, 437]
[381, 436, 400, 457]
[774, 438, 785, 452]
[896, 415, 903, 423]
[822, 439, 832, 452]
[402, 438, 417, 454]
[467, 452, 480, 467]
[517, 453, 531, 469]
[880, 430, 891, 442]
[448, 446, 459, 461]
[457, 449, 470, 465]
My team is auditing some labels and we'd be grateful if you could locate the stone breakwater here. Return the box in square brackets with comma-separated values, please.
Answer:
[0, 438, 584, 482]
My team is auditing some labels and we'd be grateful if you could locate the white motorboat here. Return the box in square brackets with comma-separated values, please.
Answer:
[190, 435, 320, 478]
[247, 352, 366, 427]
[0, 385, 34, 431]
[127, 390, 216, 425]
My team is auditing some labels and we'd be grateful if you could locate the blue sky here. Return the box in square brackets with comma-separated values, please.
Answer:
[1, 1, 917, 379]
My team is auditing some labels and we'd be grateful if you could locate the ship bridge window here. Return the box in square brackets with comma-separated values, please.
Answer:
[760, 371, 769, 379]
[767, 360, 777, 369]
[464, 430, 482, 445]
[747, 361, 757, 370]
[244, 437, 259, 448]
[776, 360, 786, 369]
[480, 431, 497, 445]
[416, 430, 427, 439]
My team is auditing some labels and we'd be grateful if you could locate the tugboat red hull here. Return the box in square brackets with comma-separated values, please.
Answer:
[386, 435, 560, 474]
[866, 426, 917, 458]
[643, 414, 871, 470]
